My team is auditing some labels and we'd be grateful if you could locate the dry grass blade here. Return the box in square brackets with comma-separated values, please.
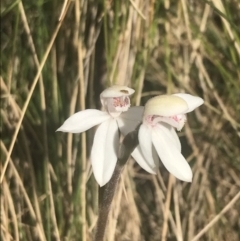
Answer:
[0, 0, 71, 184]
[1, 0, 240, 240]
[191, 191, 240, 241]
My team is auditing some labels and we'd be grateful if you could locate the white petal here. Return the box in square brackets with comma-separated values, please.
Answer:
[138, 124, 155, 165]
[131, 147, 157, 174]
[116, 106, 144, 135]
[154, 123, 181, 151]
[169, 126, 181, 151]
[91, 119, 119, 186]
[152, 124, 192, 182]
[57, 110, 110, 133]
[152, 146, 160, 168]
[100, 85, 135, 98]
[173, 93, 204, 112]
[144, 95, 188, 117]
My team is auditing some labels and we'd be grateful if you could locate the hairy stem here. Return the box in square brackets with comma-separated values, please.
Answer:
[94, 126, 140, 241]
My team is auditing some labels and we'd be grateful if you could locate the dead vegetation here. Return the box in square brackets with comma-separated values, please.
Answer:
[1, 0, 240, 240]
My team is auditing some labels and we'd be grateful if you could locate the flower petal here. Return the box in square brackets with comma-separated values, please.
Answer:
[138, 124, 155, 165]
[173, 93, 204, 112]
[152, 124, 192, 182]
[131, 147, 157, 174]
[91, 119, 119, 186]
[169, 125, 181, 151]
[144, 95, 188, 117]
[56, 110, 110, 133]
[154, 123, 181, 151]
[152, 146, 160, 168]
[116, 106, 144, 135]
[100, 85, 135, 98]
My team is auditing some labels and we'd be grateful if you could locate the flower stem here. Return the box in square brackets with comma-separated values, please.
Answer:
[94, 126, 140, 241]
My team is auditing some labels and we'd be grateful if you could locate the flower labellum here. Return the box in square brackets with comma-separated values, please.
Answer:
[138, 93, 204, 182]
[100, 85, 135, 118]
[57, 85, 144, 186]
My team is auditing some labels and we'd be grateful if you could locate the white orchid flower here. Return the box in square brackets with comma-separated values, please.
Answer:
[57, 85, 144, 187]
[138, 94, 204, 182]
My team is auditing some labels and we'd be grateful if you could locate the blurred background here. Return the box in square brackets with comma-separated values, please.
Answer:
[1, 0, 240, 240]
